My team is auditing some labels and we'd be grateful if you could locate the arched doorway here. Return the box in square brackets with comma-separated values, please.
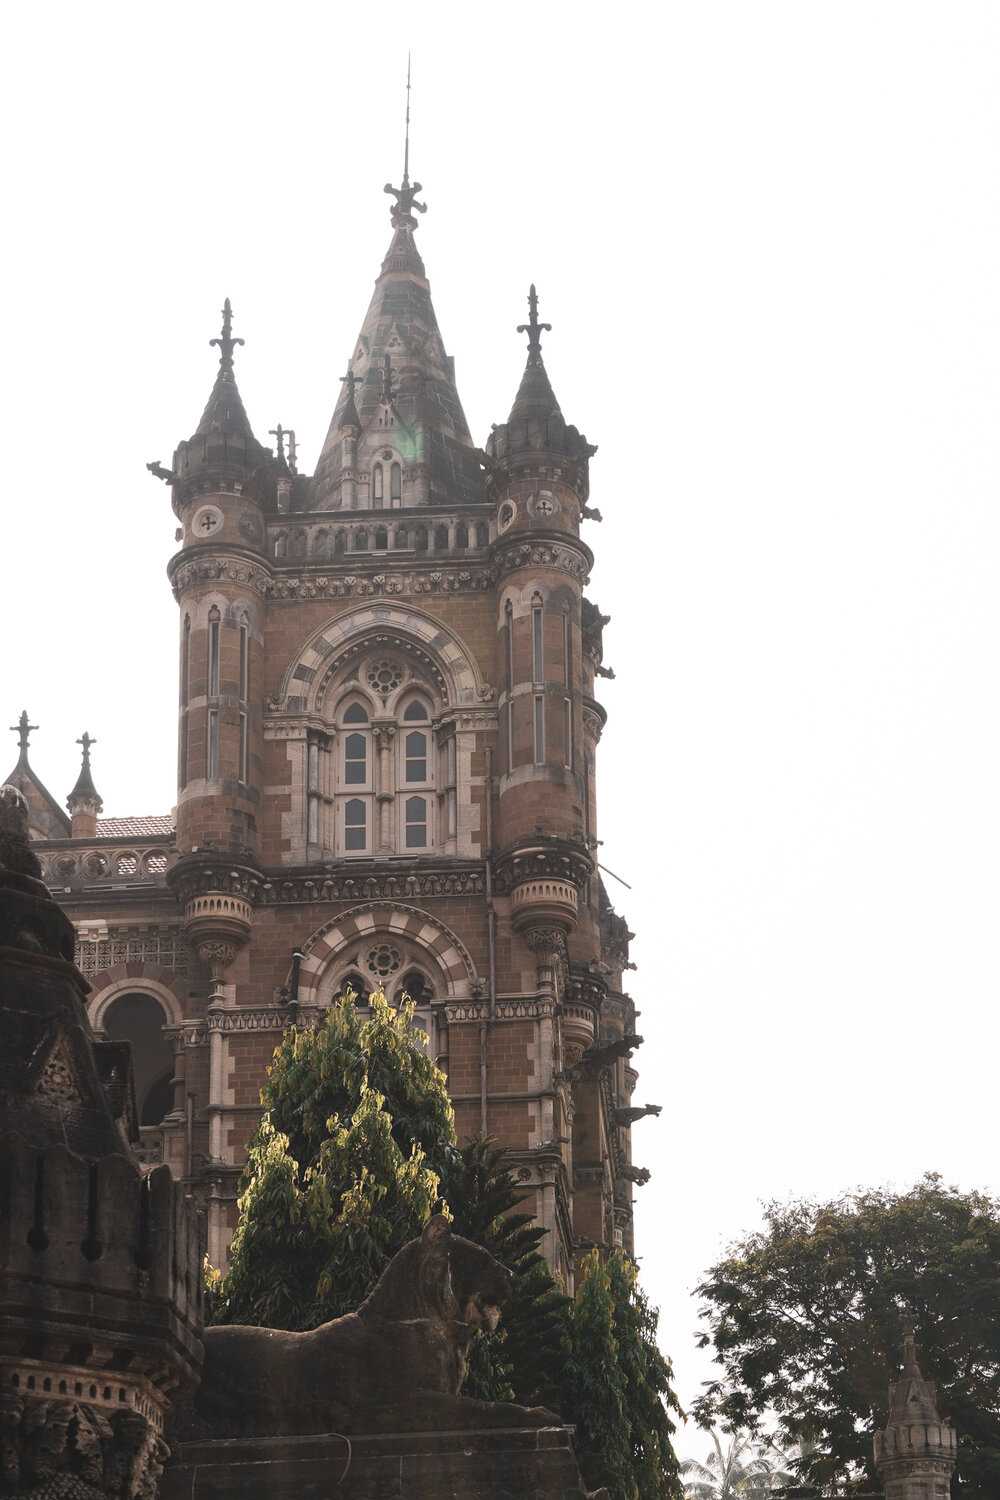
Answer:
[101, 992, 175, 1128]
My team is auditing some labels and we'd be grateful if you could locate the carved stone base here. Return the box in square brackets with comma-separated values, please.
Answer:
[162, 1426, 594, 1500]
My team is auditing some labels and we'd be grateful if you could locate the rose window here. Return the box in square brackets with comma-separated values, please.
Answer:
[367, 659, 403, 695]
[366, 943, 402, 979]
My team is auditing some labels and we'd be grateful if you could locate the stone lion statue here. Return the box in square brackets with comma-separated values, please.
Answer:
[180, 1217, 558, 1438]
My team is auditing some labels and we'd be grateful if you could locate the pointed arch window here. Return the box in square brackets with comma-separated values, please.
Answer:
[372, 464, 384, 507]
[337, 700, 373, 855]
[390, 462, 402, 504]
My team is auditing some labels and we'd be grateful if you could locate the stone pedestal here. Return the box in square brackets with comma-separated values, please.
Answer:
[163, 1426, 592, 1500]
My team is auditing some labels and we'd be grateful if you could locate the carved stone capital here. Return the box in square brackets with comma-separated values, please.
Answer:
[198, 941, 239, 981]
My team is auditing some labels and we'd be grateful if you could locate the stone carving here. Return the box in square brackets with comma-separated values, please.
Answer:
[179, 1218, 557, 1439]
[0, 785, 41, 877]
[257, 868, 487, 904]
[0, 1393, 168, 1500]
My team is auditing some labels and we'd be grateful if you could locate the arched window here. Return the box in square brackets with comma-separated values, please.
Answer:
[355, 529, 368, 551]
[394, 526, 409, 549]
[475, 522, 489, 548]
[435, 525, 448, 551]
[415, 525, 428, 552]
[374, 527, 388, 551]
[372, 464, 383, 507]
[338, 700, 373, 855]
[455, 522, 468, 548]
[390, 463, 402, 504]
[397, 696, 432, 849]
[101, 993, 174, 1128]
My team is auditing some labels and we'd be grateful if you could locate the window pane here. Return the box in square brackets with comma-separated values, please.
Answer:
[345, 799, 366, 850]
[345, 732, 366, 784]
[405, 730, 426, 782]
[390, 462, 401, 500]
[403, 700, 428, 721]
[405, 795, 427, 847]
[344, 702, 369, 724]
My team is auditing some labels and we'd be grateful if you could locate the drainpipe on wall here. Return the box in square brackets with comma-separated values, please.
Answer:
[289, 947, 304, 1025]
[481, 748, 498, 1135]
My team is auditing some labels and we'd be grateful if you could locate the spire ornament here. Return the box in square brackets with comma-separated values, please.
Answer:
[384, 57, 427, 228]
[209, 298, 245, 371]
[517, 285, 552, 364]
[76, 731, 96, 763]
[10, 710, 37, 765]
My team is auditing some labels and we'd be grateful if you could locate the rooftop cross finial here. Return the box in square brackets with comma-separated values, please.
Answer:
[517, 284, 552, 364]
[76, 731, 96, 763]
[340, 368, 361, 401]
[384, 57, 427, 228]
[269, 424, 299, 476]
[10, 710, 37, 762]
[270, 424, 287, 462]
[209, 298, 245, 371]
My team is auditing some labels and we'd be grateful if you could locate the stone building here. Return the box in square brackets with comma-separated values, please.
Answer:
[5, 167, 651, 1278]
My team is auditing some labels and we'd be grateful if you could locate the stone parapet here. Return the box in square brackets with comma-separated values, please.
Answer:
[163, 1425, 593, 1500]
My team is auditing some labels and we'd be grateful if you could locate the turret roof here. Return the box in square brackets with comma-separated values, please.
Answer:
[67, 732, 102, 812]
[194, 298, 260, 444]
[310, 183, 485, 511]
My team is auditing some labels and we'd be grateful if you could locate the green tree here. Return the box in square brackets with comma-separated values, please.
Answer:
[215, 990, 455, 1328]
[680, 1432, 790, 1500]
[607, 1252, 684, 1500]
[693, 1175, 1000, 1497]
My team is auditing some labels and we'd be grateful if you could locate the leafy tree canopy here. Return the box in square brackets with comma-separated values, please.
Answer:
[693, 1175, 1000, 1496]
[680, 1430, 791, 1500]
[214, 990, 455, 1328]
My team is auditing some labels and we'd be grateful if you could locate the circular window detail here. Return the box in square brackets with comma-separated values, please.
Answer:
[237, 511, 261, 542]
[498, 503, 515, 532]
[143, 851, 168, 875]
[115, 853, 139, 877]
[192, 505, 224, 538]
[367, 659, 403, 696]
[528, 490, 560, 520]
[53, 855, 77, 878]
[84, 852, 110, 878]
[366, 943, 402, 980]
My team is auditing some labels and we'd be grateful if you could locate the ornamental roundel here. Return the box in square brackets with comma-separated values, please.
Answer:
[366, 943, 402, 979]
[528, 490, 560, 520]
[238, 511, 262, 542]
[192, 505, 224, 538]
[498, 502, 516, 533]
[367, 659, 404, 696]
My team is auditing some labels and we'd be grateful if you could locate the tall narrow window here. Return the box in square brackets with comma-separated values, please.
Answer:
[564, 698, 573, 769]
[180, 616, 191, 789]
[445, 736, 457, 839]
[207, 710, 219, 779]
[238, 712, 248, 782]
[344, 733, 367, 784]
[505, 600, 514, 691]
[532, 602, 543, 683]
[372, 464, 383, 506]
[238, 620, 250, 783]
[344, 798, 367, 850]
[455, 522, 468, 548]
[405, 796, 428, 848]
[239, 623, 249, 700]
[208, 610, 220, 697]
[405, 730, 427, 782]
[534, 695, 545, 764]
[390, 462, 401, 503]
[562, 612, 570, 685]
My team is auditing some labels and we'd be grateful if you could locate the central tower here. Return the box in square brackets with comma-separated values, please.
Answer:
[138, 161, 646, 1277]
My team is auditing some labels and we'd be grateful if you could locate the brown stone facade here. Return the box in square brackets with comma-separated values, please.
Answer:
[15, 194, 645, 1286]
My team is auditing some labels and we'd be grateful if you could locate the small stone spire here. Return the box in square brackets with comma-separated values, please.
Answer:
[67, 730, 103, 838]
[874, 1319, 957, 1500]
[9, 710, 38, 771]
[193, 298, 259, 443]
[508, 286, 562, 424]
[338, 368, 362, 432]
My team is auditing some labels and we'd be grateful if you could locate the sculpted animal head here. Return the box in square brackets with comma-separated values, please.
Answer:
[363, 1214, 514, 1330]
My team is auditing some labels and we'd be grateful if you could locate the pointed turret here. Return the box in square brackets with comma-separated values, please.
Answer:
[170, 300, 268, 499]
[3, 712, 70, 840]
[310, 174, 484, 512]
[487, 285, 596, 474]
[67, 731, 103, 838]
[874, 1320, 957, 1500]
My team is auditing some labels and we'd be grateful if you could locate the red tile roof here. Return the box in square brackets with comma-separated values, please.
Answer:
[96, 816, 174, 839]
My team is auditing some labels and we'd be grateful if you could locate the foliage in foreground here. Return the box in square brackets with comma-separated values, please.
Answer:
[211, 990, 683, 1499]
[680, 1430, 791, 1500]
[693, 1174, 1000, 1496]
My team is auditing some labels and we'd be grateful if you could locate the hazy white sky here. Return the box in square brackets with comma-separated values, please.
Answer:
[3, 2, 998, 1425]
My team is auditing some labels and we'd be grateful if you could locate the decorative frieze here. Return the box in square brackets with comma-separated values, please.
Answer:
[75, 927, 189, 978]
[257, 866, 487, 904]
[265, 568, 491, 601]
[492, 538, 591, 584]
[170, 553, 272, 600]
[444, 997, 557, 1024]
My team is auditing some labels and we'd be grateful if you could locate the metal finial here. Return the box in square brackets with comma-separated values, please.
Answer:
[403, 52, 412, 187]
[517, 284, 552, 363]
[384, 58, 427, 229]
[10, 710, 37, 760]
[209, 298, 245, 370]
[269, 424, 298, 476]
[76, 731, 96, 763]
[340, 368, 361, 401]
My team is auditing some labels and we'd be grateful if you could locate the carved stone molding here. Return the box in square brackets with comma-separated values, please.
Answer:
[494, 840, 593, 897]
[257, 865, 487, 905]
[167, 859, 263, 905]
[207, 1006, 293, 1034]
[492, 539, 591, 584]
[197, 941, 238, 981]
[444, 997, 557, 1024]
[521, 926, 567, 960]
[170, 554, 272, 601]
[75, 928, 189, 979]
[0, 1382, 169, 1500]
[264, 568, 492, 601]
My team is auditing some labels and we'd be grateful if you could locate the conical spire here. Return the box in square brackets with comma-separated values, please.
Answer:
[195, 299, 258, 441]
[508, 286, 562, 423]
[9, 710, 36, 772]
[886, 1317, 947, 1427]
[310, 173, 483, 511]
[67, 732, 102, 814]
